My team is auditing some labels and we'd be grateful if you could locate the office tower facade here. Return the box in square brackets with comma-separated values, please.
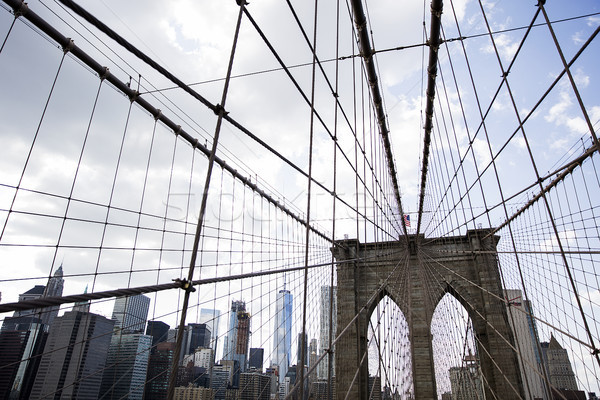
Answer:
[13, 285, 45, 319]
[211, 364, 234, 399]
[167, 325, 195, 365]
[309, 339, 318, 380]
[30, 311, 115, 399]
[188, 323, 211, 354]
[273, 288, 293, 380]
[41, 265, 64, 327]
[100, 333, 152, 400]
[199, 308, 221, 350]
[0, 317, 47, 399]
[504, 289, 545, 399]
[221, 359, 241, 388]
[223, 301, 244, 360]
[223, 300, 250, 371]
[112, 294, 151, 333]
[146, 320, 170, 348]
[145, 341, 176, 400]
[541, 334, 579, 391]
[183, 347, 214, 372]
[174, 385, 214, 400]
[318, 286, 337, 379]
[239, 372, 271, 400]
[12, 266, 64, 328]
[249, 348, 264, 372]
[235, 311, 251, 371]
[297, 332, 308, 366]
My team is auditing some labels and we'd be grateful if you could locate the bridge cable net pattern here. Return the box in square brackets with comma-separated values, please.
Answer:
[0, 0, 598, 399]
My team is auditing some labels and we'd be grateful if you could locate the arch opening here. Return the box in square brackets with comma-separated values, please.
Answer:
[431, 292, 483, 400]
[367, 294, 413, 399]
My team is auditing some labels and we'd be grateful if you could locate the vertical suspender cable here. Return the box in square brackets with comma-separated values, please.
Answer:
[297, 0, 320, 398]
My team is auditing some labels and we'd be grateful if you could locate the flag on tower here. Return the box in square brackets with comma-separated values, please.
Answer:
[403, 214, 410, 227]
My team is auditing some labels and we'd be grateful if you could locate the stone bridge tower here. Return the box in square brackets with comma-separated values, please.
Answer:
[332, 228, 524, 399]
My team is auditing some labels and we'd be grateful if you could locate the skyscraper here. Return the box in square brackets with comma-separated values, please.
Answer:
[297, 332, 308, 367]
[13, 286, 45, 319]
[0, 316, 47, 399]
[111, 294, 151, 333]
[235, 310, 251, 372]
[309, 339, 318, 380]
[199, 308, 221, 351]
[100, 332, 152, 400]
[13, 266, 64, 329]
[223, 300, 246, 360]
[145, 341, 176, 399]
[504, 289, 545, 399]
[541, 334, 579, 392]
[249, 348, 264, 372]
[146, 320, 170, 348]
[273, 287, 293, 380]
[41, 264, 64, 327]
[30, 310, 115, 399]
[318, 286, 337, 379]
[239, 371, 271, 400]
[188, 323, 211, 354]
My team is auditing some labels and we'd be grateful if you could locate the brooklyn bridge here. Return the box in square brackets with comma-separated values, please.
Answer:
[0, 0, 599, 399]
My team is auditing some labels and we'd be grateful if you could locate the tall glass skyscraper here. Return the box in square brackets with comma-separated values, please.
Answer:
[100, 333, 152, 400]
[111, 294, 150, 333]
[273, 287, 293, 380]
[199, 308, 221, 351]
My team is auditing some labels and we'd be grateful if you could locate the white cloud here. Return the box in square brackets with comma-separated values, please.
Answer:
[472, 137, 492, 167]
[544, 83, 594, 138]
[572, 31, 584, 45]
[573, 68, 590, 88]
[587, 16, 600, 27]
[538, 230, 577, 251]
[512, 136, 526, 150]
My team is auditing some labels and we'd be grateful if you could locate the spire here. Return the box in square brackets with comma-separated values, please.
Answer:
[73, 284, 90, 313]
[548, 332, 563, 350]
[55, 263, 63, 277]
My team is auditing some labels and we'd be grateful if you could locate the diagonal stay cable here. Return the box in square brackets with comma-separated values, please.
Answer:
[48, 0, 381, 236]
[347, 0, 408, 238]
[242, 7, 400, 238]
[1, 0, 332, 243]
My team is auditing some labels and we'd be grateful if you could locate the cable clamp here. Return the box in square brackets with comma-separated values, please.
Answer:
[99, 67, 110, 81]
[14, 1, 29, 17]
[129, 90, 139, 103]
[173, 278, 196, 293]
[592, 348, 600, 356]
[63, 38, 74, 54]
[214, 103, 229, 116]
